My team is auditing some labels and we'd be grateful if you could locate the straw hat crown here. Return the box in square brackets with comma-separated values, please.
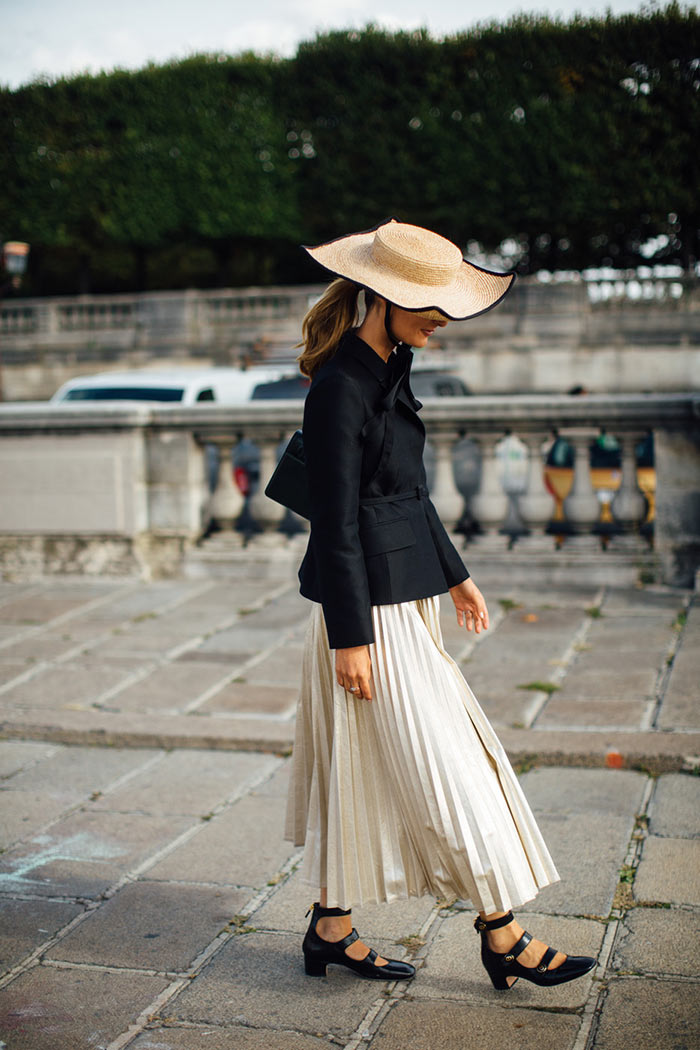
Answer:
[304, 219, 515, 321]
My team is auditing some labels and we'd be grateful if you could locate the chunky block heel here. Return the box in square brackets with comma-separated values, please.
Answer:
[474, 911, 595, 991]
[302, 902, 415, 981]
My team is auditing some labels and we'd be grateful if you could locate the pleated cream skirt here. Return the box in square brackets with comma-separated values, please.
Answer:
[284, 596, 560, 913]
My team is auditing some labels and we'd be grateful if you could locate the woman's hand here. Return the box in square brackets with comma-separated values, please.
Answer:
[336, 645, 373, 701]
[449, 577, 489, 634]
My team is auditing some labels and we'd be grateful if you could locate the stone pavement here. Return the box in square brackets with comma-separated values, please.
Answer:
[0, 567, 698, 1049]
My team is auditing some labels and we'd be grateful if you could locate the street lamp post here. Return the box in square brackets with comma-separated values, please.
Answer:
[0, 240, 31, 402]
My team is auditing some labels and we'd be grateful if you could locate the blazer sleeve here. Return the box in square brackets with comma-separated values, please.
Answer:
[303, 370, 374, 649]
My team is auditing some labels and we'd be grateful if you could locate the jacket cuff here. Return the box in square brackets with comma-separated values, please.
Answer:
[323, 607, 375, 650]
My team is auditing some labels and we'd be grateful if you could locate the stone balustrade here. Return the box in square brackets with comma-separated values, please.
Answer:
[1, 394, 698, 587]
[2, 277, 699, 402]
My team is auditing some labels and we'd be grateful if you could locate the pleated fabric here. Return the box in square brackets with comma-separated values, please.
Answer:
[285, 597, 560, 913]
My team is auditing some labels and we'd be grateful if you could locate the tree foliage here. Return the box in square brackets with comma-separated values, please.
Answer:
[1, 4, 698, 293]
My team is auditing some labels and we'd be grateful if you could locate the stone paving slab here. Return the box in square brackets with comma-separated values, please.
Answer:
[611, 906, 700, 977]
[369, 999, 580, 1050]
[552, 667, 659, 701]
[584, 620, 677, 654]
[1, 788, 90, 849]
[92, 750, 278, 817]
[658, 645, 700, 729]
[145, 794, 296, 887]
[634, 836, 700, 905]
[599, 589, 686, 614]
[251, 760, 291, 799]
[240, 590, 312, 630]
[459, 642, 564, 670]
[452, 686, 539, 730]
[0, 596, 97, 623]
[415, 910, 603, 1010]
[0, 739, 57, 777]
[194, 625, 286, 659]
[5, 744, 158, 801]
[49, 881, 248, 971]
[107, 662, 238, 713]
[0, 898, 82, 971]
[198, 683, 299, 716]
[0, 964, 168, 1050]
[1, 664, 136, 710]
[572, 648, 663, 674]
[516, 767, 646, 915]
[0, 659, 29, 685]
[87, 629, 200, 657]
[0, 810, 196, 898]
[1, 747, 161, 847]
[536, 698, 648, 729]
[648, 773, 700, 837]
[167, 930, 395, 1040]
[7, 634, 96, 662]
[483, 607, 588, 638]
[245, 646, 307, 687]
[130, 1028, 336, 1050]
[591, 977, 700, 1050]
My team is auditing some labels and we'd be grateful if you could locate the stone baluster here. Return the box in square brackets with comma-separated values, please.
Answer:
[470, 433, 508, 534]
[248, 431, 288, 532]
[562, 429, 600, 536]
[429, 430, 464, 529]
[611, 433, 647, 532]
[208, 439, 244, 530]
[519, 432, 556, 534]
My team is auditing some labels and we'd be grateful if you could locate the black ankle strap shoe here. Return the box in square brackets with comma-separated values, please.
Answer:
[303, 901, 415, 981]
[474, 912, 595, 991]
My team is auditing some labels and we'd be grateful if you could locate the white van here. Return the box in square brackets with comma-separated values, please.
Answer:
[50, 366, 292, 405]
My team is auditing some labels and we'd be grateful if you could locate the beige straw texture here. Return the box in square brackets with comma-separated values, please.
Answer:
[285, 597, 559, 911]
[304, 221, 515, 320]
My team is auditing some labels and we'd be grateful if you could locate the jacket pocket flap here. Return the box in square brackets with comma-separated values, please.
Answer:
[360, 517, 415, 557]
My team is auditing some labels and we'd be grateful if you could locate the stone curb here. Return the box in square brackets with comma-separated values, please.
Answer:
[2, 712, 698, 773]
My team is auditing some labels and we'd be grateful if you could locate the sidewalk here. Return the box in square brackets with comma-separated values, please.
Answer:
[0, 568, 698, 1049]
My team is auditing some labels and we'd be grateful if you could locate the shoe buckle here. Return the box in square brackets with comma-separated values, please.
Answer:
[504, 954, 515, 963]
[475, 920, 487, 932]
[537, 963, 548, 972]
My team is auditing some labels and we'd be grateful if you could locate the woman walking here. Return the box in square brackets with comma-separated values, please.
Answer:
[285, 220, 594, 991]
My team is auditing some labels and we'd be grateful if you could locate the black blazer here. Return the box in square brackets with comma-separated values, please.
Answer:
[298, 331, 469, 649]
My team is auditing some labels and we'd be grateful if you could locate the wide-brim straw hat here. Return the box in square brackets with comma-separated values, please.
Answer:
[304, 219, 515, 320]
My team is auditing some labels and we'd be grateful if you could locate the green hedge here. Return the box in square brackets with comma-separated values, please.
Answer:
[2, 5, 698, 293]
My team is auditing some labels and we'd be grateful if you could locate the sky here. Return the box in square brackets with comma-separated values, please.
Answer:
[2, 0, 655, 89]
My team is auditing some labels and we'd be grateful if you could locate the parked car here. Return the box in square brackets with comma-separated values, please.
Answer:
[51, 366, 291, 405]
[250, 369, 469, 401]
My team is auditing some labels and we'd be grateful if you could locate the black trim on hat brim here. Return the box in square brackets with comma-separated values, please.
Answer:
[302, 257, 517, 322]
[301, 220, 517, 322]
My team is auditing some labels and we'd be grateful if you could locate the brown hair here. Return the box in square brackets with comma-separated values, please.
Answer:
[297, 278, 363, 378]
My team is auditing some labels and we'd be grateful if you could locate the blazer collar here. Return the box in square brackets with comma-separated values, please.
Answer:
[340, 331, 392, 383]
[341, 332, 415, 388]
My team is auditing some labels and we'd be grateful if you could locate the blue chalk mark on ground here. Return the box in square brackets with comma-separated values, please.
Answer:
[0, 832, 124, 886]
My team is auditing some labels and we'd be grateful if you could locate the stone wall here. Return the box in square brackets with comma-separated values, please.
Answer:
[2, 278, 699, 400]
